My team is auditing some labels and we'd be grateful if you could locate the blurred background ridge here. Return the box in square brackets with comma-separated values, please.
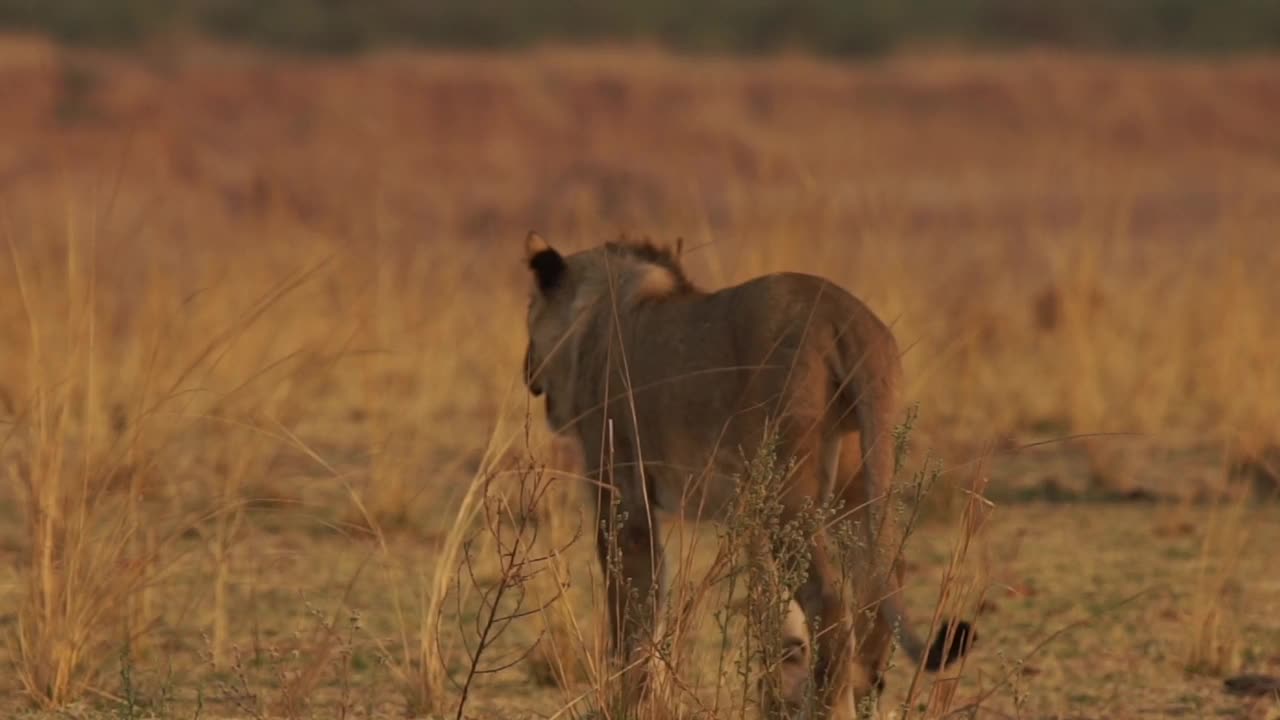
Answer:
[2, 0, 1280, 56]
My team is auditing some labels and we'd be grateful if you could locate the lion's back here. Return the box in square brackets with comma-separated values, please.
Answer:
[621, 272, 873, 437]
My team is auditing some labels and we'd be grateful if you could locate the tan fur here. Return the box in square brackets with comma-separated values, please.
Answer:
[631, 263, 680, 300]
[520, 233, 966, 718]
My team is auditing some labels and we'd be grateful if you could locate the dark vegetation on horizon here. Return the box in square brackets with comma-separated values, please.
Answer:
[3, 0, 1280, 56]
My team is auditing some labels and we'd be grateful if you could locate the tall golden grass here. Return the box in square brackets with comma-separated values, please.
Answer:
[1, 36, 1277, 716]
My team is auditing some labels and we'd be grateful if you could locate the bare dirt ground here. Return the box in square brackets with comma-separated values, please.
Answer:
[3, 498, 1277, 719]
[0, 36, 1278, 719]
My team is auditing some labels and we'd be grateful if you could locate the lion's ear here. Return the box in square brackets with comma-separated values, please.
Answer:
[525, 231, 565, 292]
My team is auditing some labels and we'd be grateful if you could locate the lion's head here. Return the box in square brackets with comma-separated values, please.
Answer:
[520, 231, 690, 432]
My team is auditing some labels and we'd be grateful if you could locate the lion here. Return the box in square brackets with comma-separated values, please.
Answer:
[519, 232, 973, 718]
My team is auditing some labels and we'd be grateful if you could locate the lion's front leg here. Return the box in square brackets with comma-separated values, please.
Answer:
[790, 530, 865, 720]
[594, 466, 667, 709]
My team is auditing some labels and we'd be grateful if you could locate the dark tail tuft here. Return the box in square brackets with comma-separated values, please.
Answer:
[923, 619, 976, 671]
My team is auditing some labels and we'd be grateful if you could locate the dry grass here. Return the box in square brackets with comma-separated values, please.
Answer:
[1, 35, 1279, 719]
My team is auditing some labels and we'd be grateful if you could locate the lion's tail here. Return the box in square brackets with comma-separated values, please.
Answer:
[831, 308, 974, 673]
[877, 592, 975, 672]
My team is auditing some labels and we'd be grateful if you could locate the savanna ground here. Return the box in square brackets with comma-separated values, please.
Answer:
[1, 34, 1279, 719]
